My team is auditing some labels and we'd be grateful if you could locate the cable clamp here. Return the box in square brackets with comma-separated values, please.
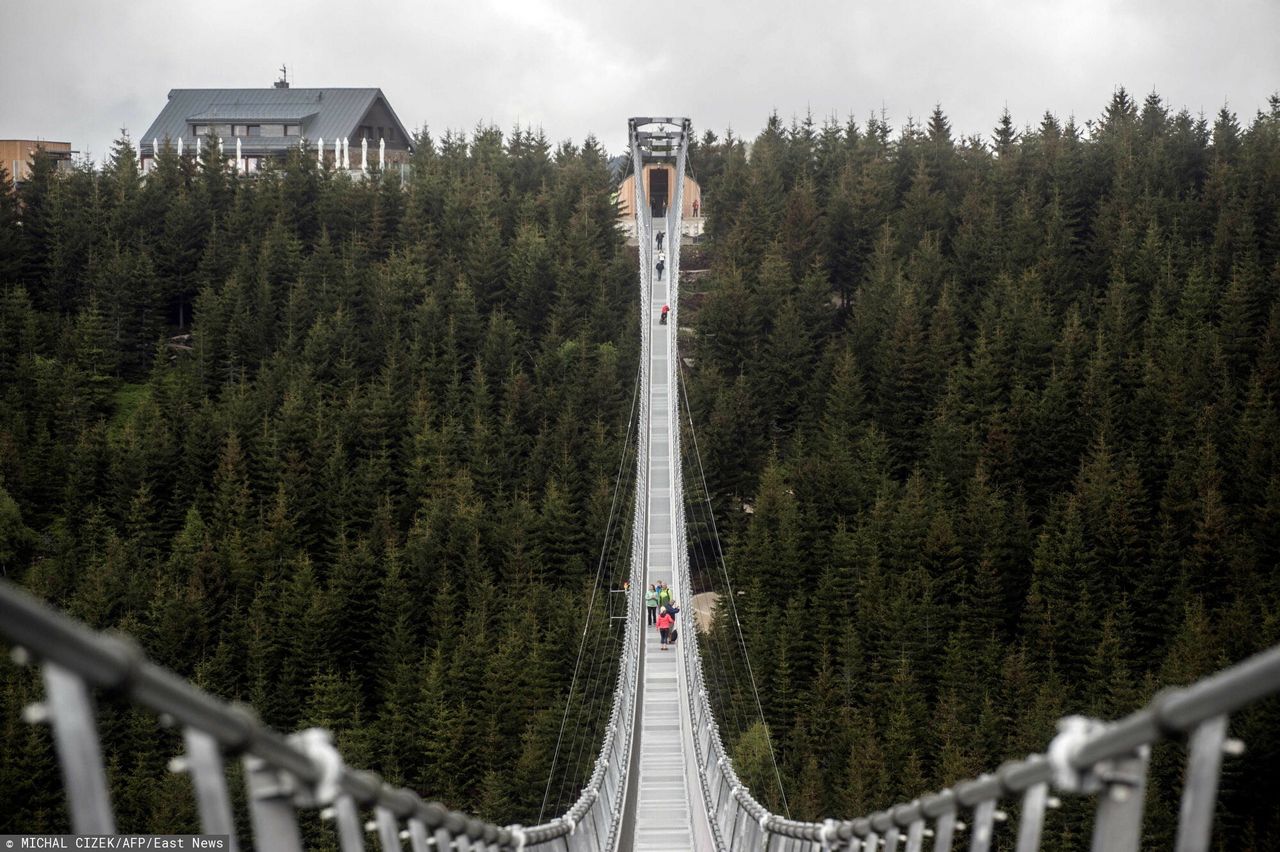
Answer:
[509, 825, 527, 851]
[1047, 715, 1107, 794]
[820, 819, 840, 851]
[289, 728, 345, 806]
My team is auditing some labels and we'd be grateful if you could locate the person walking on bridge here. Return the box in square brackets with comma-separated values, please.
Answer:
[656, 582, 672, 611]
[655, 230, 664, 250]
[645, 584, 658, 625]
[660, 304, 669, 325]
[656, 251, 666, 279]
[656, 607, 674, 650]
[663, 600, 681, 643]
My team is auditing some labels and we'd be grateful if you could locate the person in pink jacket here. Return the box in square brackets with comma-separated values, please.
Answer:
[656, 609, 674, 650]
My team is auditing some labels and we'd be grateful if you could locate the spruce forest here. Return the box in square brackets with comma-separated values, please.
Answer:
[0, 129, 638, 835]
[687, 92, 1280, 847]
[1, 89, 1279, 848]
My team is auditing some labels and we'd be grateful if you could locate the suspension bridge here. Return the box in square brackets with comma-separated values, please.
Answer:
[2, 116, 1280, 852]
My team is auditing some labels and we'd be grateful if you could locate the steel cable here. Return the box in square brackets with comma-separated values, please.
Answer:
[538, 358, 642, 823]
[677, 354, 791, 818]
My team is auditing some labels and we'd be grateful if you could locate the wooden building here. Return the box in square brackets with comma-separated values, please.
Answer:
[616, 163, 702, 219]
[1, 140, 73, 184]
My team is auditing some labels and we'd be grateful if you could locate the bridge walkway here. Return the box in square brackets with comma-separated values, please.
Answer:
[629, 220, 699, 851]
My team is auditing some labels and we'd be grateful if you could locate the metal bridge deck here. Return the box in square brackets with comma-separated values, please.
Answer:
[630, 222, 698, 852]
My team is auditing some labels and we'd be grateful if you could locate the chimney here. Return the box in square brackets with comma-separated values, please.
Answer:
[274, 64, 289, 89]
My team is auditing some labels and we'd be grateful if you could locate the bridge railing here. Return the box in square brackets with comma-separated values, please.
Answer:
[0, 468, 644, 852]
[683, 635, 1280, 851]
[0, 470, 645, 852]
[0, 578, 526, 850]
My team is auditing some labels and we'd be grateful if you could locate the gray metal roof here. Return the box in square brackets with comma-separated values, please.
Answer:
[139, 88, 413, 154]
[187, 104, 320, 122]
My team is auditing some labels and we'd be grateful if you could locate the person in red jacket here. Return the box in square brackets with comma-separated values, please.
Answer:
[656, 608, 674, 650]
[660, 304, 669, 325]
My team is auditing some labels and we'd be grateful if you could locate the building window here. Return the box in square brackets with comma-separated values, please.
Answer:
[232, 124, 261, 137]
[259, 124, 284, 137]
[387, 128, 394, 142]
[360, 125, 373, 139]
[284, 125, 300, 136]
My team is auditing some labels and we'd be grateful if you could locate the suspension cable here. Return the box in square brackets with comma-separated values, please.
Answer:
[539, 357, 643, 823]
[553, 510, 629, 813]
[679, 440, 751, 740]
[677, 355, 790, 818]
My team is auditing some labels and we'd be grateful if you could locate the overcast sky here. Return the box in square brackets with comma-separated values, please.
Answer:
[3, 0, 1278, 164]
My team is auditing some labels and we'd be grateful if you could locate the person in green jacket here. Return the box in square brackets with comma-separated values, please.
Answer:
[645, 585, 658, 625]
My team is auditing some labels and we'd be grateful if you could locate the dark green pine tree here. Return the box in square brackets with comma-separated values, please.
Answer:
[876, 277, 932, 468]
[15, 146, 61, 291]
[0, 166, 26, 282]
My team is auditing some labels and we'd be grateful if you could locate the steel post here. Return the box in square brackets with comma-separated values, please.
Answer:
[968, 800, 996, 852]
[905, 819, 925, 852]
[182, 726, 238, 850]
[1174, 715, 1228, 852]
[406, 818, 430, 852]
[243, 754, 304, 852]
[1014, 782, 1048, 852]
[932, 810, 957, 852]
[42, 663, 115, 834]
[375, 805, 402, 851]
[332, 794, 365, 852]
[1088, 748, 1149, 852]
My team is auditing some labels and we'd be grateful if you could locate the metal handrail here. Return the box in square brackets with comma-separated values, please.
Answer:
[0, 579, 517, 848]
[711, 642, 1280, 850]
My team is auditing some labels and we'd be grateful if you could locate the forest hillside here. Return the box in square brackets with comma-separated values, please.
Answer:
[0, 128, 636, 835]
[686, 91, 1280, 846]
[0, 89, 1278, 847]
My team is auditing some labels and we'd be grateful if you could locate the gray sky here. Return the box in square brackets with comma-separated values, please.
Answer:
[3, 0, 1278, 164]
